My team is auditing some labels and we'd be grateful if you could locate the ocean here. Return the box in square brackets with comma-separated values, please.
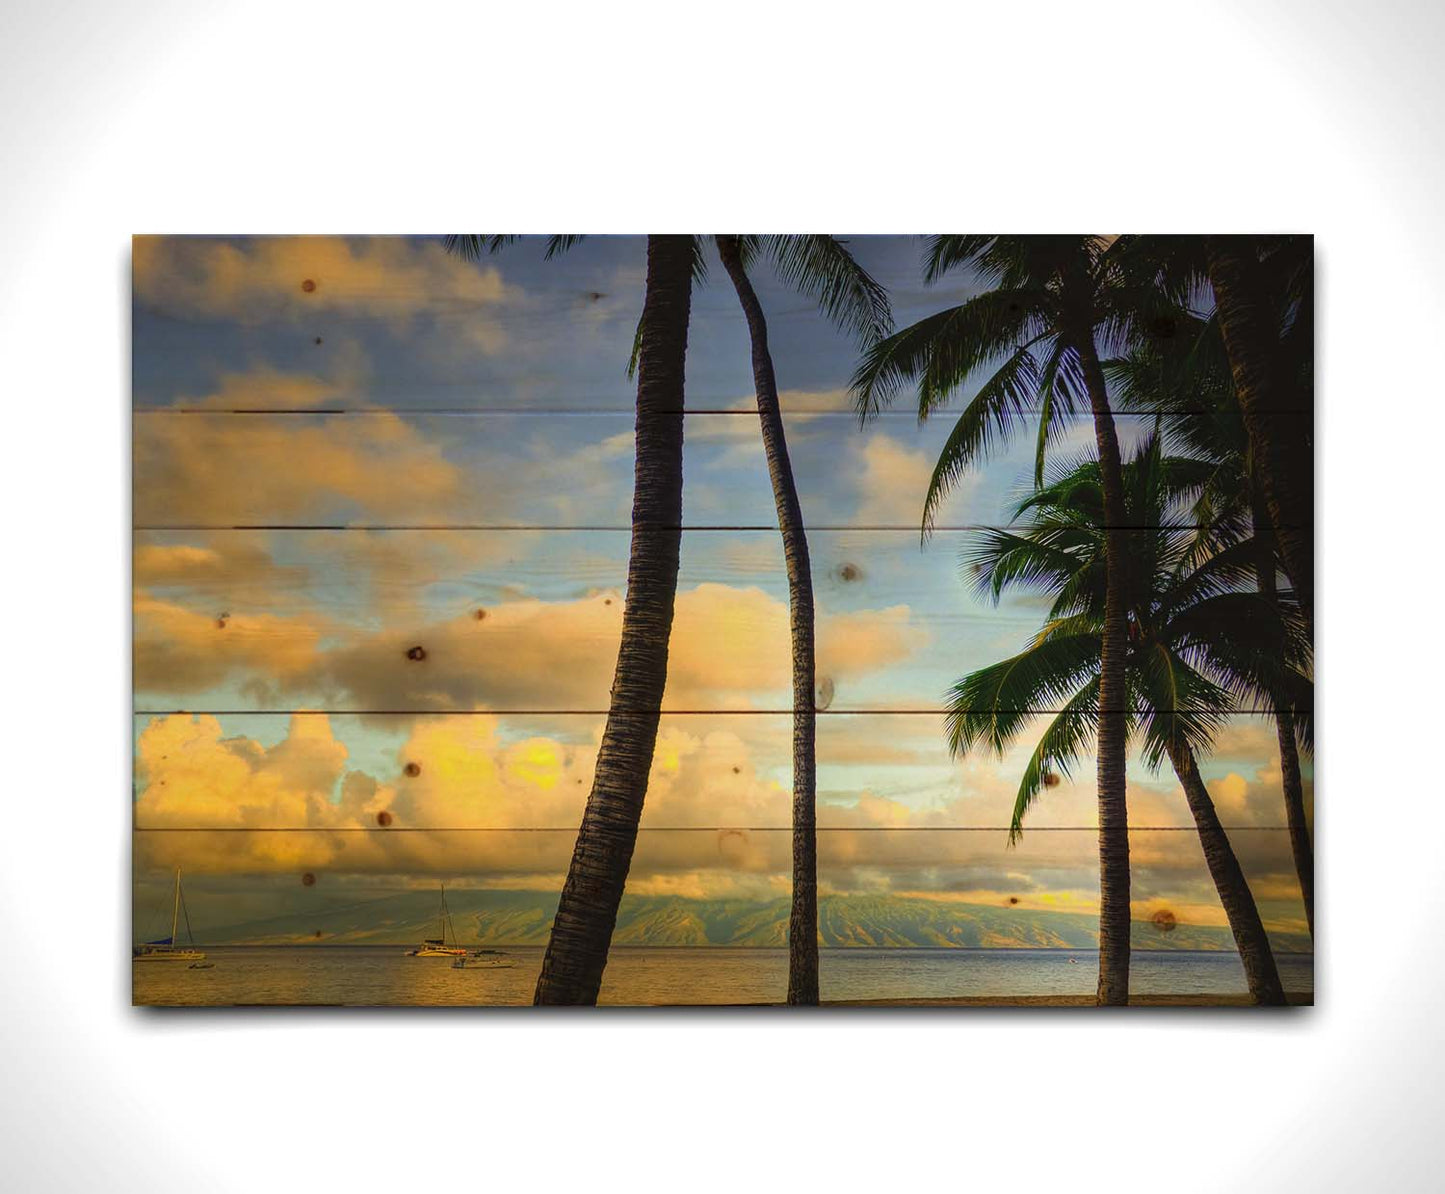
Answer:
[133, 946, 1314, 1007]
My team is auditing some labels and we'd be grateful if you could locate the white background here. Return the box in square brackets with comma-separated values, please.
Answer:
[1, 1, 1440, 1190]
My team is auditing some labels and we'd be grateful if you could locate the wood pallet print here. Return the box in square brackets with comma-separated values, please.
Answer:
[131, 234, 1314, 1007]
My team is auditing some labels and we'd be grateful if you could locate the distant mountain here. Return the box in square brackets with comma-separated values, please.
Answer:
[200, 888, 1312, 954]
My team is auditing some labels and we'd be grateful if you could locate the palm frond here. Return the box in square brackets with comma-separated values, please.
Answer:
[762, 235, 893, 345]
[625, 313, 645, 381]
[1009, 681, 1101, 842]
[922, 235, 999, 283]
[963, 528, 1084, 605]
[918, 344, 1045, 535]
[443, 234, 584, 262]
[1133, 644, 1231, 770]
[442, 234, 515, 261]
[849, 290, 1042, 420]
[945, 630, 1104, 758]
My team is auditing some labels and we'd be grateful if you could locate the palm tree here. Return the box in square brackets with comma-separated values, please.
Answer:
[948, 436, 1308, 1004]
[1125, 236, 1314, 636]
[448, 234, 696, 1004]
[446, 234, 889, 1004]
[536, 235, 694, 1004]
[1107, 314, 1314, 936]
[851, 236, 1171, 1004]
[1205, 236, 1313, 636]
[714, 235, 891, 1004]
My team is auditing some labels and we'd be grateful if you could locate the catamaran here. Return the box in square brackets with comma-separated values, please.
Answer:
[134, 866, 207, 963]
[405, 883, 467, 956]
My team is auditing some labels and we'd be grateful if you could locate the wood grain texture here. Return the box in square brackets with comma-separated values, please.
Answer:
[132, 234, 984, 413]
[133, 528, 1305, 715]
[131, 711, 1310, 831]
[130, 825, 1313, 958]
[132, 411, 1173, 529]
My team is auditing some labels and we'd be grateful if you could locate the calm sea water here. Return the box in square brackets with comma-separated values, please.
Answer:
[133, 946, 1314, 1007]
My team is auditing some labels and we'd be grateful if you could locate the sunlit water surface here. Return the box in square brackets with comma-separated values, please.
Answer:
[133, 947, 1313, 1007]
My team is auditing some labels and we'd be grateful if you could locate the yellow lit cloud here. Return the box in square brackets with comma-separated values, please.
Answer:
[134, 408, 466, 526]
[853, 434, 963, 526]
[133, 236, 509, 337]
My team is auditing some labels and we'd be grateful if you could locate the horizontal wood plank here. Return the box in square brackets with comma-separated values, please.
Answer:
[131, 710, 1309, 832]
[131, 825, 1312, 962]
[133, 411, 1170, 529]
[133, 234, 993, 413]
[133, 528, 1302, 714]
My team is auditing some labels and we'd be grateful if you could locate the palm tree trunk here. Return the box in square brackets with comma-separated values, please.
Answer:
[1250, 483, 1314, 937]
[1164, 739, 1288, 1005]
[1273, 708, 1312, 937]
[1074, 333, 1131, 1006]
[533, 235, 693, 1005]
[1206, 236, 1313, 637]
[716, 236, 819, 1006]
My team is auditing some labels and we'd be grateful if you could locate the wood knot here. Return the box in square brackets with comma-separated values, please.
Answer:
[301, 278, 317, 293]
[215, 611, 230, 629]
[375, 810, 394, 827]
[403, 762, 421, 778]
[716, 829, 748, 858]
[814, 676, 835, 711]
[1041, 769, 1061, 788]
[1151, 909, 1177, 933]
[836, 562, 863, 583]
[301, 872, 317, 887]
[406, 645, 427, 661]
[474, 608, 488, 621]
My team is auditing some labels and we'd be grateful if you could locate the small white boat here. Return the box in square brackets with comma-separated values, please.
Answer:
[405, 883, 467, 957]
[452, 949, 516, 970]
[134, 867, 207, 963]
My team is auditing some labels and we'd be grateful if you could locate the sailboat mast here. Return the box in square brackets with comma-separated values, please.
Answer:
[171, 866, 182, 944]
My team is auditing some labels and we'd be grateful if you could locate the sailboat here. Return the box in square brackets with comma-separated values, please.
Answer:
[134, 867, 207, 963]
[405, 883, 466, 956]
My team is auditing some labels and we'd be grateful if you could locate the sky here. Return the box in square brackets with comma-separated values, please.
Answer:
[131, 235, 1311, 942]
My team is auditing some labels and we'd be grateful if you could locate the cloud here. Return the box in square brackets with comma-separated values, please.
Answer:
[133, 594, 326, 702]
[134, 408, 468, 526]
[133, 237, 509, 339]
[134, 531, 305, 591]
[135, 379, 641, 527]
[136, 579, 930, 713]
[135, 713, 355, 831]
[133, 710, 1307, 938]
[852, 433, 967, 527]
[158, 359, 369, 411]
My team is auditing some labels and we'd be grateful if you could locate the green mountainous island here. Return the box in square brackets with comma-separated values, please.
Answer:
[197, 889, 1312, 954]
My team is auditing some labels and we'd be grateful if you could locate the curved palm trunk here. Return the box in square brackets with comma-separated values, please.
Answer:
[533, 235, 693, 1005]
[1075, 334, 1132, 1006]
[1164, 740, 1288, 1005]
[717, 236, 819, 1005]
[1206, 236, 1313, 637]
[1251, 484, 1314, 937]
